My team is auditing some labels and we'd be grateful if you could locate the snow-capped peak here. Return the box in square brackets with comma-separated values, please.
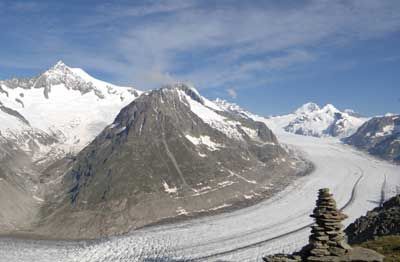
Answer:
[214, 98, 255, 119]
[45, 60, 72, 77]
[269, 102, 368, 138]
[163, 82, 222, 111]
[0, 61, 142, 162]
[53, 60, 67, 69]
[295, 102, 320, 115]
[321, 104, 339, 114]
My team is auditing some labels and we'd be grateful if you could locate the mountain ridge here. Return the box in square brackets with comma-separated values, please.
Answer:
[0, 61, 141, 163]
[343, 114, 400, 163]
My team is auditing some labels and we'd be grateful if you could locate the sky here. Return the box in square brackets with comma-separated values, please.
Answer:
[0, 0, 399, 116]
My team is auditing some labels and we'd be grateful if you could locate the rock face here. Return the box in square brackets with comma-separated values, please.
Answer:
[343, 115, 400, 163]
[35, 84, 308, 239]
[263, 188, 384, 262]
[307, 188, 352, 259]
[345, 194, 400, 244]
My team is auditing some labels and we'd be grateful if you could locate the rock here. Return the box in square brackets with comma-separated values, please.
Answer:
[308, 188, 352, 257]
[262, 254, 301, 262]
[346, 194, 400, 244]
[329, 246, 347, 256]
[338, 247, 384, 262]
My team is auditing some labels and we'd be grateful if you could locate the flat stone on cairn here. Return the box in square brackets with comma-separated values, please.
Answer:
[307, 188, 352, 260]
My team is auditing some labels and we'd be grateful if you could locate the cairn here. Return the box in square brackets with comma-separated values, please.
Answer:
[263, 188, 384, 262]
[307, 188, 352, 260]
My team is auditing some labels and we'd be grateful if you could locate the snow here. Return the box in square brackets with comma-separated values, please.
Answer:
[180, 91, 244, 140]
[0, 62, 141, 159]
[32, 196, 44, 202]
[243, 194, 255, 200]
[1, 120, 400, 262]
[218, 181, 235, 187]
[198, 152, 207, 158]
[276, 102, 367, 138]
[162, 181, 177, 194]
[294, 102, 320, 114]
[70, 67, 132, 91]
[185, 134, 224, 151]
[176, 207, 189, 215]
[375, 124, 395, 137]
[227, 169, 257, 184]
[240, 126, 259, 140]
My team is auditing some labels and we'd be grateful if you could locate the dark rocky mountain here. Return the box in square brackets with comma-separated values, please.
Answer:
[36, 84, 309, 239]
[343, 115, 400, 163]
[345, 194, 400, 244]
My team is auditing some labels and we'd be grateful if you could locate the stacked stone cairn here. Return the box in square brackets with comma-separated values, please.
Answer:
[264, 188, 360, 262]
[307, 188, 352, 260]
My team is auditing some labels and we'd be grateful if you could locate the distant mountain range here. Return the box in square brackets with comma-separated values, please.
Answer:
[216, 101, 399, 163]
[268, 102, 368, 138]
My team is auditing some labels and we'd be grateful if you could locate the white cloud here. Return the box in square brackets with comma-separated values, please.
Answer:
[107, 1, 400, 88]
[227, 88, 237, 99]
[2, 0, 400, 89]
[143, 68, 177, 86]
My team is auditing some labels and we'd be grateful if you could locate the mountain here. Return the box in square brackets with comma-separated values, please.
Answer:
[0, 61, 141, 165]
[35, 84, 310, 239]
[271, 102, 367, 138]
[0, 61, 141, 234]
[345, 194, 400, 244]
[343, 115, 400, 163]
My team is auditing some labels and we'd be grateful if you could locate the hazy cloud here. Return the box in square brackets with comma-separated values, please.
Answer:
[227, 88, 237, 99]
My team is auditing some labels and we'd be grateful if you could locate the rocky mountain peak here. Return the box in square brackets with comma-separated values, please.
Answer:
[162, 82, 205, 104]
[40, 85, 308, 239]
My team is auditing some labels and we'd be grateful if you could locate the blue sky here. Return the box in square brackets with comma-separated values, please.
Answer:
[0, 0, 399, 116]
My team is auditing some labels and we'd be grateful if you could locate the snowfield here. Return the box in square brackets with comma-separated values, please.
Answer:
[1, 128, 399, 262]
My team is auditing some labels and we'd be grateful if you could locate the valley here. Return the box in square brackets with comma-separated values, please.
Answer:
[0, 63, 398, 262]
[1, 128, 399, 262]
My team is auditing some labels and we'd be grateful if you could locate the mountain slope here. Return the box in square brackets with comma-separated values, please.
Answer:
[269, 102, 367, 138]
[345, 194, 400, 244]
[343, 114, 400, 163]
[0, 61, 141, 164]
[0, 61, 141, 234]
[36, 84, 309, 239]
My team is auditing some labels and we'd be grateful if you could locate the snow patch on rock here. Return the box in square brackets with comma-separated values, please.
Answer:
[185, 134, 224, 151]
